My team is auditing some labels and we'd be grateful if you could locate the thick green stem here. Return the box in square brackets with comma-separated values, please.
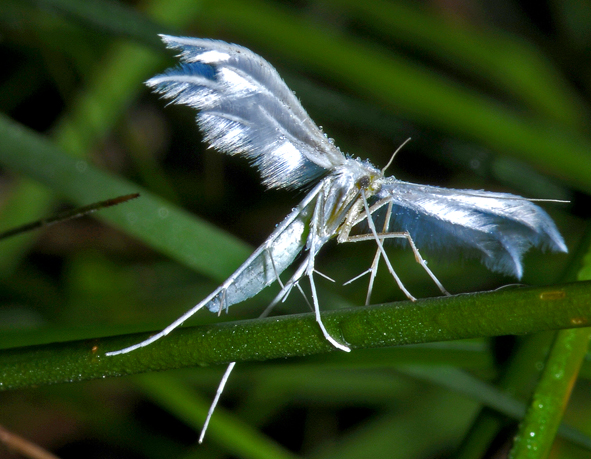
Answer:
[1, 281, 590, 390]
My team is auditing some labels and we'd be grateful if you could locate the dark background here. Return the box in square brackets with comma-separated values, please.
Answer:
[0, 1, 590, 458]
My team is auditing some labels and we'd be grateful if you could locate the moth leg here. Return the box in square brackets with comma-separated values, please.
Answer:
[201, 248, 299, 443]
[199, 361, 236, 443]
[402, 231, 450, 296]
[266, 247, 315, 313]
[105, 286, 228, 356]
[107, 244, 286, 355]
[347, 196, 449, 297]
[342, 227, 389, 304]
[201, 248, 350, 442]
[260, 254, 308, 318]
[358, 190, 417, 302]
[267, 246, 286, 290]
[364, 201, 393, 304]
[217, 288, 227, 317]
[307, 263, 351, 352]
[365, 246, 383, 305]
[303, 193, 351, 352]
[346, 231, 450, 296]
[342, 268, 372, 286]
[342, 199, 391, 304]
[313, 269, 335, 283]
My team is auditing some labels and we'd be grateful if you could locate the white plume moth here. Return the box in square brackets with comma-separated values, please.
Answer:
[106, 35, 567, 441]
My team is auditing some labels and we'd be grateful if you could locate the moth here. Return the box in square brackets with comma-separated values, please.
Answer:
[106, 35, 567, 439]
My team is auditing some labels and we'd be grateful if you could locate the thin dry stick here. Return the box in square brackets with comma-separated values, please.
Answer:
[0, 193, 140, 240]
[0, 424, 61, 459]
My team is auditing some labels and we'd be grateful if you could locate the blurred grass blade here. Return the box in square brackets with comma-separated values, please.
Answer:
[400, 365, 591, 450]
[454, 332, 555, 459]
[0, 180, 53, 276]
[323, 0, 586, 130]
[508, 328, 591, 458]
[0, 424, 61, 459]
[0, 0, 202, 275]
[0, 113, 251, 281]
[308, 389, 477, 459]
[22, 0, 170, 47]
[508, 245, 591, 458]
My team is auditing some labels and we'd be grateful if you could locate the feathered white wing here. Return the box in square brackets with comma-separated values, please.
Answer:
[146, 35, 346, 189]
[373, 179, 567, 278]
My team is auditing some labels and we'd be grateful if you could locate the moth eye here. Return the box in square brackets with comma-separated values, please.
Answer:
[357, 176, 370, 189]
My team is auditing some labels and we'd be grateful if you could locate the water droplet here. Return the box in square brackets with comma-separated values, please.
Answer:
[126, 212, 138, 224]
[75, 160, 88, 173]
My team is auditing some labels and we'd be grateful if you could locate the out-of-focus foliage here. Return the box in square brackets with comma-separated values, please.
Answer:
[0, 0, 590, 458]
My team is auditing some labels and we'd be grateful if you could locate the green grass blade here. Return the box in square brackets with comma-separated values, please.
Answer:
[454, 332, 556, 459]
[323, 0, 586, 129]
[193, 0, 591, 194]
[19, 0, 591, 195]
[509, 328, 591, 458]
[0, 113, 250, 281]
[508, 245, 591, 458]
[1, 281, 590, 390]
[0, 0, 201, 274]
[401, 365, 591, 450]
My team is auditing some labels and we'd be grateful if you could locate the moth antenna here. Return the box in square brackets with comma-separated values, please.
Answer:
[382, 137, 412, 174]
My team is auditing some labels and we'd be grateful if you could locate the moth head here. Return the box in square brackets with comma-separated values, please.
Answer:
[353, 164, 383, 195]
[337, 157, 382, 198]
